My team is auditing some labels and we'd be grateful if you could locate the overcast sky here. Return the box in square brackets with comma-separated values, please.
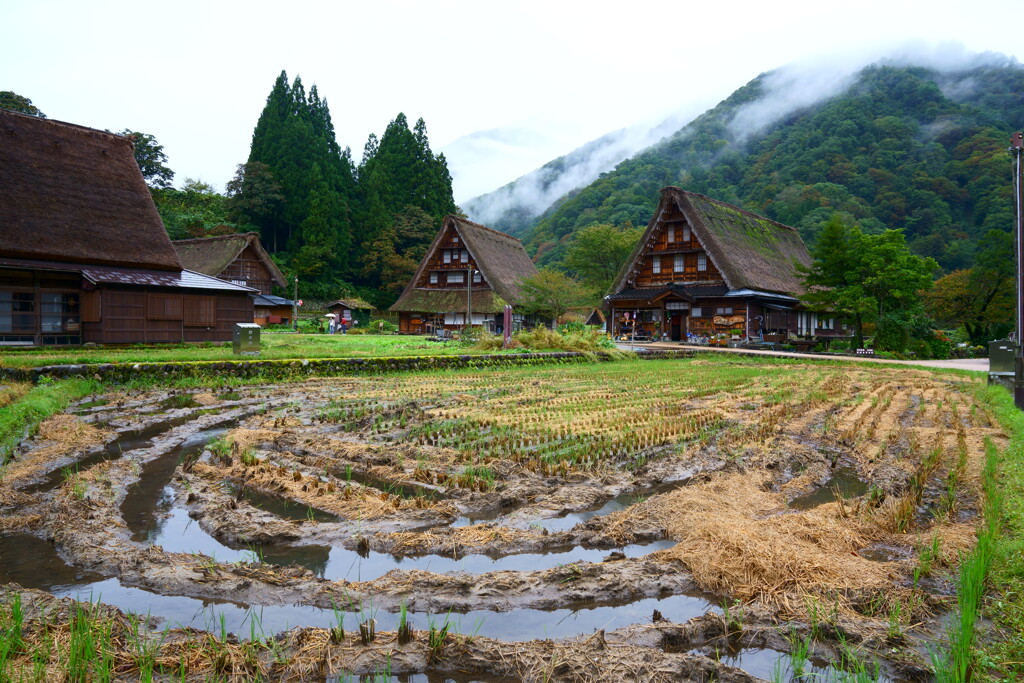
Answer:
[2, 0, 1021, 203]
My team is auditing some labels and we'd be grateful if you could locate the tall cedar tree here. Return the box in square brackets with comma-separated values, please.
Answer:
[356, 113, 456, 291]
[243, 72, 355, 262]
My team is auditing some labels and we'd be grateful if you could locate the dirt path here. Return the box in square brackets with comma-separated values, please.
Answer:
[625, 341, 989, 371]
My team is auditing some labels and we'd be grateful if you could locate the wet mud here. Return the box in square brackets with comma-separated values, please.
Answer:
[0, 362, 1000, 680]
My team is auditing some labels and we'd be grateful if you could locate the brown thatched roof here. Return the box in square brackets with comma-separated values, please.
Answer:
[0, 109, 182, 271]
[611, 187, 811, 296]
[327, 297, 375, 311]
[391, 215, 538, 313]
[173, 232, 286, 287]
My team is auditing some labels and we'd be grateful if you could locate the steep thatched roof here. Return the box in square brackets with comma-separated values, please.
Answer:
[391, 216, 538, 313]
[611, 187, 812, 296]
[327, 297, 375, 311]
[173, 232, 286, 287]
[0, 109, 182, 271]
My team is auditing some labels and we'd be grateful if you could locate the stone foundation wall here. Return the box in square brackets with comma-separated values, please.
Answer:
[2, 349, 695, 384]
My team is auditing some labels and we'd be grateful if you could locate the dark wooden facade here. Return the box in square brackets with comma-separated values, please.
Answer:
[607, 188, 847, 343]
[0, 110, 255, 346]
[391, 216, 539, 335]
[0, 263, 253, 345]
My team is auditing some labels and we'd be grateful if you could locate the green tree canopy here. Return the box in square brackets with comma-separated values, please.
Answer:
[153, 178, 233, 239]
[518, 269, 597, 328]
[926, 229, 1014, 344]
[800, 215, 937, 347]
[0, 91, 45, 117]
[118, 130, 174, 189]
[563, 223, 643, 293]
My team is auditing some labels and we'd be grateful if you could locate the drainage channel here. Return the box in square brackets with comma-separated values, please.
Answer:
[3, 531, 712, 640]
[687, 646, 906, 683]
[121, 428, 676, 581]
[25, 413, 212, 494]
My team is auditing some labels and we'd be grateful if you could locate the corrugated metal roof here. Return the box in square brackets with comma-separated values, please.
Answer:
[252, 294, 294, 306]
[80, 267, 256, 292]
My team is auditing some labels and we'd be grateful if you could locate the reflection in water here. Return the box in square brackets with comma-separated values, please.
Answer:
[54, 577, 715, 641]
[693, 646, 899, 683]
[788, 467, 869, 510]
[0, 534, 106, 591]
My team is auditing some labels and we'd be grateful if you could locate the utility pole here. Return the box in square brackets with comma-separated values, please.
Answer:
[1011, 132, 1024, 408]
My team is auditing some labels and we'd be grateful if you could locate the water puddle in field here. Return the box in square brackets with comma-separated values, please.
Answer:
[686, 645, 905, 683]
[0, 534, 106, 589]
[25, 415, 199, 493]
[221, 482, 342, 523]
[327, 674, 513, 683]
[52, 576, 715, 641]
[116, 424, 678, 581]
[530, 493, 643, 532]
[788, 467, 868, 510]
[530, 477, 689, 533]
[319, 539, 677, 582]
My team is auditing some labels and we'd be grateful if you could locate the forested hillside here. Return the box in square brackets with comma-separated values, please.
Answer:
[512, 62, 1024, 273]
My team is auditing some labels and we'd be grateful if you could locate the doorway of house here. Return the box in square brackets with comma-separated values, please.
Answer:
[669, 313, 684, 341]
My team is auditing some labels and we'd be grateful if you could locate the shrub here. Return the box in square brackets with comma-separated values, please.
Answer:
[366, 319, 398, 334]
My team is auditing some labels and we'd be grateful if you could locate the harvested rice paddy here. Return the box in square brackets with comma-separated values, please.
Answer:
[0, 357, 1001, 681]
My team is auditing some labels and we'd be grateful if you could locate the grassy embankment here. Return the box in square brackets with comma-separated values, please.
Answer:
[0, 329, 624, 370]
[0, 379, 101, 466]
[959, 383, 1024, 683]
[0, 335, 483, 369]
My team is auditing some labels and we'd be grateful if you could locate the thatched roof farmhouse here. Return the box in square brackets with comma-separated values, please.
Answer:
[607, 187, 845, 342]
[390, 215, 539, 334]
[0, 109, 253, 345]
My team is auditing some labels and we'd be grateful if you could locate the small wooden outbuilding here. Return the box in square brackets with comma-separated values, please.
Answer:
[0, 109, 254, 345]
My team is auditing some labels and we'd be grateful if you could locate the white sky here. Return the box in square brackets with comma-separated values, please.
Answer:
[2, 0, 1021, 203]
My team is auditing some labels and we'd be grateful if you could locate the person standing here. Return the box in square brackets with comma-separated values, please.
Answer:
[341, 319, 348, 335]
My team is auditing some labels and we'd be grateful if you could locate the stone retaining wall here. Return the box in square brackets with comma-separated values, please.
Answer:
[1, 349, 694, 384]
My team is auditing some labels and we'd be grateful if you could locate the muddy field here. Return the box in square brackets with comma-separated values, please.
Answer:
[0, 358, 1002, 681]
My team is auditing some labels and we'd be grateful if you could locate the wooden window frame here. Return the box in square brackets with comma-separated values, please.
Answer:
[673, 255, 684, 273]
[147, 292, 183, 320]
[652, 256, 661, 274]
[184, 294, 216, 327]
[697, 253, 707, 271]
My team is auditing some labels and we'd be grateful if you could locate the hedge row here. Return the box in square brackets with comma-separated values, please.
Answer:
[1, 349, 695, 384]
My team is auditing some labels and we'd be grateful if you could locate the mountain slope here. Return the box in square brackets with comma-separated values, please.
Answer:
[510, 58, 1024, 272]
[462, 113, 691, 236]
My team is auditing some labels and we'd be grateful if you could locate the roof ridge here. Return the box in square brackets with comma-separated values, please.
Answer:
[173, 232, 255, 244]
[0, 109, 132, 148]
[451, 215, 519, 241]
[666, 187, 800, 234]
